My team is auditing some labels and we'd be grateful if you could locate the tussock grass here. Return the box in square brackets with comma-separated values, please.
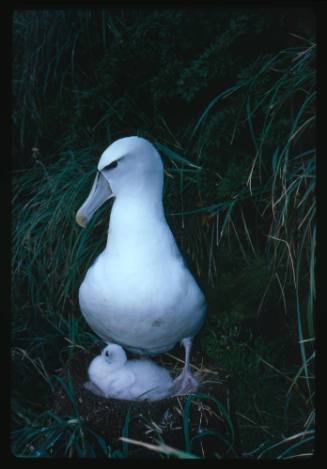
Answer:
[192, 40, 315, 458]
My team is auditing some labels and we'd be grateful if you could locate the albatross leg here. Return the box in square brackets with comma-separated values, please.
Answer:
[172, 337, 199, 395]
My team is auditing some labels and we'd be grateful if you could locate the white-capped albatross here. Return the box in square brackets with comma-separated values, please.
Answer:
[87, 343, 173, 401]
[76, 136, 207, 395]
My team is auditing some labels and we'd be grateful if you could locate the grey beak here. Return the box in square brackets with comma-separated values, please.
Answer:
[76, 171, 114, 228]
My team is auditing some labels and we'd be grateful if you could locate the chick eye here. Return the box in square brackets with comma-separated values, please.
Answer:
[104, 161, 118, 171]
[105, 351, 110, 357]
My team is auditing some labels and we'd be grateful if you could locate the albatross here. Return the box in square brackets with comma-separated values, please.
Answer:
[76, 136, 207, 394]
[87, 343, 173, 401]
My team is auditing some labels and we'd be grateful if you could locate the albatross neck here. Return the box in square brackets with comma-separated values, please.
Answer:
[105, 191, 166, 250]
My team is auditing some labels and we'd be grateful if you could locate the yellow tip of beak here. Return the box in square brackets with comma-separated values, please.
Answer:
[75, 212, 87, 228]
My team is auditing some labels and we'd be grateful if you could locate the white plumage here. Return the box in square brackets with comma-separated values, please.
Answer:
[76, 136, 207, 394]
[87, 344, 173, 401]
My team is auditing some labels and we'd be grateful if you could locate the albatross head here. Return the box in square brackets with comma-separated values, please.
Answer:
[75, 136, 163, 228]
[101, 343, 127, 369]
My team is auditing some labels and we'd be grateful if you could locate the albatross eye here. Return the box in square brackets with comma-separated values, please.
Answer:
[104, 161, 118, 171]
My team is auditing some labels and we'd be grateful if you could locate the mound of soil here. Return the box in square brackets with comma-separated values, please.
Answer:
[53, 345, 242, 458]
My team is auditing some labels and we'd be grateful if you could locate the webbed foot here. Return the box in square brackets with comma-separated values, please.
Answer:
[172, 368, 199, 395]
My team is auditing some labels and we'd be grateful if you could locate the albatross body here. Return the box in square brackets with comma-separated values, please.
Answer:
[76, 136, 207, 393]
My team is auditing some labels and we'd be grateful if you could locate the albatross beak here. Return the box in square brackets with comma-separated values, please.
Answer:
[76, 171, 114, 228]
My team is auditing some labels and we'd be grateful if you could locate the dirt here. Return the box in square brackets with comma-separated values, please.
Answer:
[53, 345, 242, 458]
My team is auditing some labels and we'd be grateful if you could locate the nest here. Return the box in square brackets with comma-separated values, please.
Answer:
[53, 345, 242, 458]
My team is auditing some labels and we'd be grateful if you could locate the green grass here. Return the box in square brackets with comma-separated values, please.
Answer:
[12, 9, 315, 458]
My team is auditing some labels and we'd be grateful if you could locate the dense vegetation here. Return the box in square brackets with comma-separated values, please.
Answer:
[12, 8, 315, 458]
